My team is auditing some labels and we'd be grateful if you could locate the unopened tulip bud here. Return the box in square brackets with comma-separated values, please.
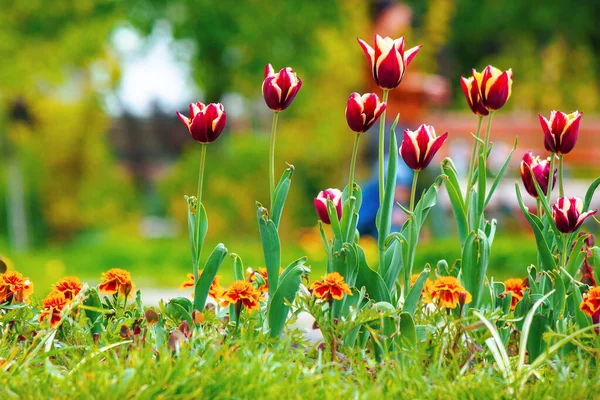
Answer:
[473, 66, 513, 111]
[145, 309, 159, 325]
[119, 324, 131, 339]
[345, 92, 387, 133]
[552, 196, 597, 234]
[314, 189, 342, 224]
[399, 124, 448, 171]
[262, 64, 302, 111]
[520, 152, 556, 198]
[177, 102, 227, 144]
[357, 34, 422, 90]
[460, 76, 488, 116]
[539, 110, 582, 155]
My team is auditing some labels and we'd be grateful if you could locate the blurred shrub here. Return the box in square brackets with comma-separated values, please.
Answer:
[4, 97, 138, 241]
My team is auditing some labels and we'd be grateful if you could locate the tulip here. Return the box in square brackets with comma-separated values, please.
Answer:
[539, 110, 582, 155]
[399, 124, 449, 171]
[345, 92, 387, 133]
[520, 152, 556, 198]
[473, 66, 513, 111]
[357, 35, 422, 90]
[314, 189, 342, 224]
[552, 196, 597, 234]
[262, 64, 302, 111]
[460, 76, 488, 117]
[177, 102, 226, 144]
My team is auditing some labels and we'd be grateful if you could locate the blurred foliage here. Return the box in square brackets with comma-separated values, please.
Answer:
[127, 0, 362, 102]
[406, 0, 600, 112]
[0, 1, 136, 241]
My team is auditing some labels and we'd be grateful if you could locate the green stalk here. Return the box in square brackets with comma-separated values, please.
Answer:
[558, 154, 564, 198]
[476, 113, 494, 227]
[409, 170, 420, 212]
[348, 133, 361, 197]
[378, 89, 390, 205]
[269, 111, 280, 210]
[194, 143, 208, 281]
[546, 153, 556, 207]
[465, 115, 483, 212]
[481, 112, 494, 160]
[561, 234, 569, 268]
[536, 198, 542, 218]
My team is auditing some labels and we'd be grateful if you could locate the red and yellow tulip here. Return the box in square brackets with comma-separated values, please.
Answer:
[357, 35, 421, 90]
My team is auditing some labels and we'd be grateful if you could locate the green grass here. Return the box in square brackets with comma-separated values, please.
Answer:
[3, 231, 539, 298]
[2, 333, 599, 399]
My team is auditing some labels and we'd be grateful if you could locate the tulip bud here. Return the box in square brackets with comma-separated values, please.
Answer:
[399, 124, 448, 171]
[539, 110, 582, 155]
[552, 196, 597, 234]
[177, 102, 226, 144]
[519, 152, 556, 198]
[472, 66, 513, 111]
[145, 308, 159, 325]
[345, 92, 387, 133]
[460, 76, 488, 116]
[262, 64, 302, 111]
[314, 189, 342, 224]
[357, 35, 422, 90]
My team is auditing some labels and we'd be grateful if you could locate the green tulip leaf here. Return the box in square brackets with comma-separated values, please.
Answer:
[271, 165, 294, 229]
[257, 204, 281, 298]
[194, 243, 228, 311]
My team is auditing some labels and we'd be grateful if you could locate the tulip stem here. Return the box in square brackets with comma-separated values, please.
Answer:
[465, 115, 483, 211]
[193, 143, 207, 281]
[558, 154, 565, 198]
[547, 153, 556, 206]
[378, 89, 390, 206]
[410, 170, 419, 213]
[269, 111, 280, 210]
[349, 133, 361, 198]
[481, 112, 494, 161]
[561, 234, 569, 268]
[536, 198, 542, 218]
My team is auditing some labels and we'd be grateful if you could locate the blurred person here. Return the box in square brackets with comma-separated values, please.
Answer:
[358, 0, 450, 237]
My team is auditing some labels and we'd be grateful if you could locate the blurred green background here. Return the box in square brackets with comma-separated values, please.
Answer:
[1, 0, 600, 297]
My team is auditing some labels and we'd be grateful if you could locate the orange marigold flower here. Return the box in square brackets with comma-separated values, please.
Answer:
[430, 276, 472, 309]
[220, 280, 262, 311]
[410, 273, 434, 304]
[504, 278, 526, 311]
[0, 271, 34, 303]
[310, 272, 352, 301]
[249, 267, 269, 293]
[179, 273, 223, 300]
[99, 268, 134, 296]
[580, 286, 600, 317]
[53, 276, 82, 301]
[39, 291, 69, 327]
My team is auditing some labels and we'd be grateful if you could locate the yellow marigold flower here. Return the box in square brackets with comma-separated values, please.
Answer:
[0, 271, 34, 303]
[99, 268, 134, 296]
[53, 276, 82, 301]
[504, 278, 526, 311]
[39, 291, 68, 327]
[430, 276, 472, 309]
[179, 273, 223, 301]
[220, 280, 262, 311]
[310, 272, 352, 301]
[410, 273, 434, 304]
[580, 286, 600, 317]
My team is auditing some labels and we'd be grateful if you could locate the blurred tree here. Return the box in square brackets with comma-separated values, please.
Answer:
[0, 1, 136, 243]
[127, 0, 344, 102]
[404, 0, 600, 112]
